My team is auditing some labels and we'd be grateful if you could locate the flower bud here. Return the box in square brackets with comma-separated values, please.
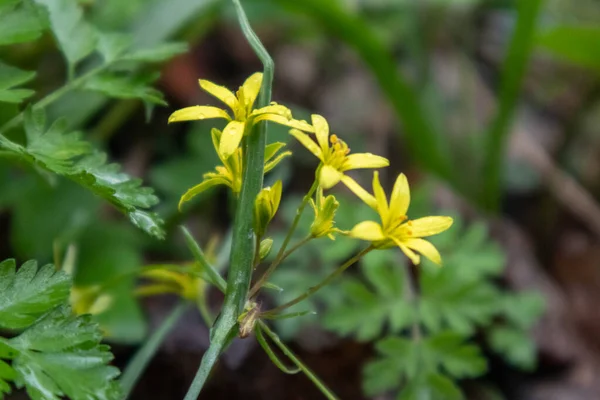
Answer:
[310, 192, 340, 239]
[259, 238, 273, 261]
[253, 180, 282, 237]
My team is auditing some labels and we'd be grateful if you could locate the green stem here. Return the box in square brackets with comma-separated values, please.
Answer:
[267, 246, 373, 315]
[249, 235, 312, 298]
[255, 323, 300, 374]
[181, 226, 227, 293]
[258, 321, 339, 400]
[249, 180, 318, 297]
[482, 0, 543, 210]
[120, 302, 189, 399]
[182, 1, 273, 398]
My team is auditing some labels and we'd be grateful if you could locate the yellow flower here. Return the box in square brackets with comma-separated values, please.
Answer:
[289, 114, 389, 193]
[169, 72, 313, 158]
[136, 266, 204, 301]
[348, 172, 453, 265]
[254, 181, 283, 237]
[178, 128, 291, 210]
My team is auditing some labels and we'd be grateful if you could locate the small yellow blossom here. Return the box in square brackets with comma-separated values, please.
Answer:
[289, 114, 389, 194]
[169, 73, 313, 158]
[136, 266, 204, 301]
[309, 189, 342, 239]
[348, 172, 453, 265]
[70, 285, 113, 316]
[178, 128, 291, 210]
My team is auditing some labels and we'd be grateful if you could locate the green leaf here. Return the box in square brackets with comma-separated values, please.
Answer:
[84, 73, 166, 105]
[96, 31, 132, 63]
[0, 61, 36, 104]
[537, 25, 600, 72]
[33, 0, 96, 72]
[0, 0, 46, 45]
[1, 108, 164, 238]
[501, 291, 545, 330]
[488, 326, 536, 371]
[0, 305, 121, 400]
[364, 332, 486, 397]
[399, 373, 463, 400]
[123, 42, 188, 63]
[0, 259, 70, 330]
[324, 251, 413, 341]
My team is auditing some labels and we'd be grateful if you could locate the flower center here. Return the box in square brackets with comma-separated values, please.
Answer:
[324, 134, 350, 169]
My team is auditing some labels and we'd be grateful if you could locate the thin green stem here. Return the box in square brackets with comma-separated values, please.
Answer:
[267, 246, 373, 315]
[249, 180, 318, 297]
[255, 323, 300, 374]
[181, 226, 227, 293]
[182, 1, 273, 398]
[249, 235, 312, 298]
[482, 0, 543, 210]
[120, 302, 189, 399]
[258, 321, 338, 400]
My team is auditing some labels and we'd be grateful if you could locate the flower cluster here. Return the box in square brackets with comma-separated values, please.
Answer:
[169, 73, 453, 267]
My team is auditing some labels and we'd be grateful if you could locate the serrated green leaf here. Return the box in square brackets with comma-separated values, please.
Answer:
[488, 326, 536, 370]
[84, 73, 166, 105]
[0, 259, 70, 330]
[399, 373, 464, 400]
[324, 252, 413, 340]
[123, 42, 188, 63]
[501, 291, 545, 330]
[536, 25, 600, 72]
[96, 31, 132, 63]
[0, 108, 164, 238]
[0, 61, 36, 104]
[33, 0, 96, 71]
[0, 305, 121, 400]
[0, 0, 46, 45]
[423, 332, 487, 378]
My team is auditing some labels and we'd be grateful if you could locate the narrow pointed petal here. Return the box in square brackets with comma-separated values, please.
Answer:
[250, 103, 292, 119]
[219, 120, 246, 159]
[340, 175, 377, 209]
[264, 151, 292, 173]
[391, 237, 421, 265]
[311, 114, 330, 153]
[168, 106, 231, 123]
[404, 238, 442, 265]
[179, 177, 229, 210]
[253, 114, 314, 132]
[199, 79, 238, 111]
[372, 172, 389, 220]
[264, 142, 286, 162]
[320, 165, 343, 189]
[241, 72, 263, 109]
[343, 153, 389, 170]
[399, 216, 453, 238]
[349, 221, 386, 241]
[389, 173, 410, 220]
[289, 128, 322, 159]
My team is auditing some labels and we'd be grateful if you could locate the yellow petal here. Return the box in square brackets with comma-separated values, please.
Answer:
[349, 221, 386, 241]
[168, 106, 231, 123]
[388, 173, 410, 221]
[264, 142, 286, 162]
[250, 103, 292, 119]
[264, 151, 292, 173]
[340, 175, 377, 209]
[311, 114, 330, 154]
[199, 79, 238, 112]
[256, 114, 314, 132]
[179, 177, 229, 210]
[403, 238, 442, 265]
[219, 120, 246, 159]
[289, 128, 322, 159]
[391, 237, 421, 265]
[399, 216, 453, 238]
[343, 153, 389, 171]
[320, 165, 343, 189]
[240, 72, 263, 110]
[372, 172, 389, 221]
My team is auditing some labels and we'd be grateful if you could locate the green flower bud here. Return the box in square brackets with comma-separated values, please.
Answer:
[310, 192, 340, 239]
[259, 237, 273, 260]
[253, 180, 282, 237]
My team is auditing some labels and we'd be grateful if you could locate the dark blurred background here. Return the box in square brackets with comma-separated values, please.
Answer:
[2, 0, 600, 399]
